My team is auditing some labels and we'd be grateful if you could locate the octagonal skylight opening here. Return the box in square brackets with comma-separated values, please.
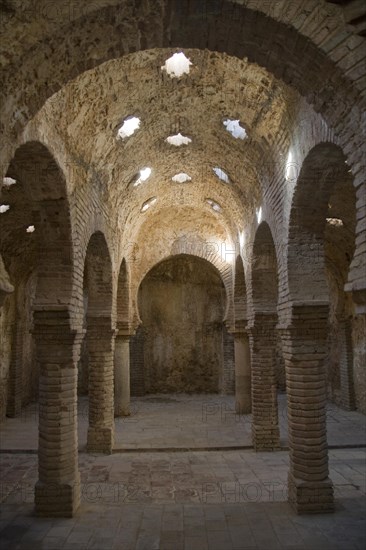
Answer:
[172, 173, 191, 183]
[3, 177, 16, 187]
[161, 52, 192, 78]
[256, 207, 262, 224]
[326, 217, 343, 227]
[166, 133, 192, 147]
[141, 197, 157, 213]
[117, 116, 141, 140]
[213, 167, 230, 183]
[0, 204, 10, 213]
[206, 198, 222, 212]
[134, 167, 152, 186]
[223, 119, 247, 140]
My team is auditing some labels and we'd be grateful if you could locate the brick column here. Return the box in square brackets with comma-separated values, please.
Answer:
[281, 303, 334, 514]
[32, 310, 82, 517]
[233, 325, 251, 414]
[0, 254, 14, 307]
[130, 326, 145, 396]
[247, 314, 280, 450]
[339, 317, 356, 410]
[6, 321, 22, 417]
[221, 325, 235, 395]
[86, 316, 116, 453]
[114, 332, 130, 417]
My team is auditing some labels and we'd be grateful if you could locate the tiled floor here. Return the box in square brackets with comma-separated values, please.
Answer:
[0, 394, 365, 549]
[1, 393, 365, 451]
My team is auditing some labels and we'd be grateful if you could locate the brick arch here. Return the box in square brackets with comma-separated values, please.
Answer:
[251, 222, 278, 315]
[83, 231, 113, 319]
[0, 141, 75, 421]
[1, 141, 74, 306]
[287, 142, 353, 304]
[0, 141, 85, 516]
[281, 145, 358, 513]
[234, 254, 247, 326]
[135, 245, 232, 323]
[136, 253, 227, 394]
[1, 1, 363, 166]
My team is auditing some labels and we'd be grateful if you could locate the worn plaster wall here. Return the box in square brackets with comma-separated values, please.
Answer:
[0, 294, 15, 420]
[353, 314, 366, 413]
[138, 255, 225, 393]
[0, 272, 37, 421]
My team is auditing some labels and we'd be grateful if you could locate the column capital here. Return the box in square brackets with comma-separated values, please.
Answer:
[247, 312, 277, 334]
[86, 315, 116, 336]
[288, 301, 329, 320]
[32, 309, 84, 345]
[116, 321, 135, 338]
[345, 281, 366, 315]
[227, 319, 248, 335]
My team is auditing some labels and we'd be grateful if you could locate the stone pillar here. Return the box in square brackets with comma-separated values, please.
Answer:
[247, 314, 280, 451]
[86, 316, 116, 453]
[339, 317, 356, 410]
[221, 325, 235, 395]
[0, 253, 14, 307]
[114, 334, 130, 417]
[233, 328, 251, 414]
[130, 326, 145, 396]
[33, 310, 82, 517]
[281, 303, 334, 514]
[6, 321, 22, 417]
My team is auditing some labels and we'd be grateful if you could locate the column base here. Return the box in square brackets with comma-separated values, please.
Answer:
[35, 475, 80, 517]
[252, 425, 280, 451]
[87, 427, 114, 453]
[114, 405, 130, 417]
[288, 473, 334, 514]
[235, 399, 251, 415]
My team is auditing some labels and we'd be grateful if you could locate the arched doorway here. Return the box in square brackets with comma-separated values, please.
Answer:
[137, 254, 226, 394]
[0, 140, 79, 516]
[284, 142, 356, 513]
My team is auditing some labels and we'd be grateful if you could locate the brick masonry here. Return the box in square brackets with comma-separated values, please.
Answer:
[0, 1, 365, 518]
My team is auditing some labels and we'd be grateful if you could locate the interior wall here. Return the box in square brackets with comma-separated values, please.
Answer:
[0, 271, 37, 421]
[0, 293, 15, 420]
[324, 176, 357, 408]
[138, 255, 225, 394]
[19, 273, 37, 407]
[353, 314, 366, 413]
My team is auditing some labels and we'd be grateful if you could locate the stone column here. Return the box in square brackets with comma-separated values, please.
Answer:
[130, 326, 145, 396]
[0, 253, 14, 307]
[247, 314, 280, 451]
[6, 321, 22, 417]
[233, 327, 251, 414]
[281, 303, 334, 514]
[339, 317, 355, 410]
[33, 310, 82, 517]
[114, 333, 130, 417]
[86, 316, 116, 453]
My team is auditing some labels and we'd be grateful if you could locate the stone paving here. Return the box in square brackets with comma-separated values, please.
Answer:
[1, 393, 366, 451]
[0, 449, 365, 549]
[0, 394, 365, 549]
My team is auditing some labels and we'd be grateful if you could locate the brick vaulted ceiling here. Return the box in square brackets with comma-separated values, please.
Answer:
[0, 0, 364, 255]
[28, 49, 300, 243]
[1, 1, 365, 152]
